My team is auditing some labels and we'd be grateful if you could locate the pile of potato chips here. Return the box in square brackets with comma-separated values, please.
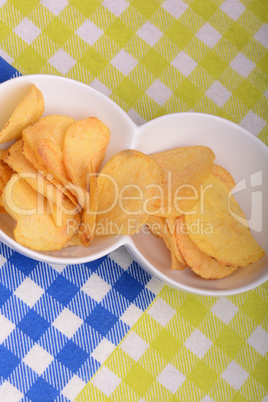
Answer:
[0, 84, 264, 279]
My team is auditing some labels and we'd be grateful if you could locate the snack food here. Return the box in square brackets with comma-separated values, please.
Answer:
[0, 84, 264, 280]
[96, 150, 164, 235]
[63, 117, 110, 189]
[146, 216, 186, 270]
[150, 146, 215, 216]
[184, 174, 265, 267]
[22, 115, 75, 184]
[2, 174, 80, 251]
[0, 158, 14, 213]
[176, 215, 238, 279]
[0, 84, 44, 144]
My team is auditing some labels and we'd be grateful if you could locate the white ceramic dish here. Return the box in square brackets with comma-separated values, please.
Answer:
[0, 75, 267, 296]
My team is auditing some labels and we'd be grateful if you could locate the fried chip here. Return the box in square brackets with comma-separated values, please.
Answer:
[0, 159, 13, 184]
[0, 149, 6, 160]
[22, 116, 79, 205]
[63, 117, 110, 190]
[147, 215, 186, 270]
[0, 177, 6, 211]
[176, 215, 238, 279]
[2, 174, 80, 251]
[185, 174, 265, 267]
[0, 84, 44, 144]
[96, 150, 164, 235]
[22, 115, 75, 184]
[212, 164, 236, 191]
[5, 140, 64, 208]
[79, 166, 98, 246]
[47, 197, 79, 234]
[0, 155, 14, 212]
[150, 146, 215, 216]
[65, 232, 83, 247]
[5, 140, 79, 228]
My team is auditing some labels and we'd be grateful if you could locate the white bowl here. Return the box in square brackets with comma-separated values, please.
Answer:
[0, 75, 267, 296]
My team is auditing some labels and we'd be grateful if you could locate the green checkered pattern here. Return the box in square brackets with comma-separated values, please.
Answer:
[0, 1, 267, 400]
[0, 0, 267, 142]
[76, 284, 268, 401]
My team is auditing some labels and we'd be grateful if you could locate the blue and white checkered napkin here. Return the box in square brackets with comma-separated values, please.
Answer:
[0, 243, 162, 401]
[0, 60, 162, 401]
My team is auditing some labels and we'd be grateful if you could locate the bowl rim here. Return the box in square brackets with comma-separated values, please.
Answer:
[0, 74, 267, 296]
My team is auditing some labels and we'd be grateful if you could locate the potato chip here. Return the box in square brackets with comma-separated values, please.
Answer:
[0, 84, 44, 144]
[65, 232, 83, 247]
[176, 215, 238, 279]
[22, 132, 79, 207]
[63, 117, 110, 190]
[22, 139, 45, 171]
[0, 149, 6, 160]
[0, 159, 13, 184]
[96, 150, 164, 235]
[22, 115, 75, 184]
[163, 234, 184, 271]
[147, 215, 186, 270]
[47, 197, 79, 235]
[0, 177, 5, 194]
[79, 166, 98, 246]
[5, 140, 80, 229]
[185, 174, 265, 267]
[150, 146, 215, 216]
[0, 153, 14, 212]
[2, 174, 80, 251]
[212, 164, 235, 191]
[166, 217, 186, 265]
[5, 140, 64, 208]
[0, 158, 14, 213]
[0, 177, 6, 211]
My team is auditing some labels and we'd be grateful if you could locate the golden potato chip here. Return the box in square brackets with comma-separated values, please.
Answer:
[23, 139, 46, 172]
[0, 159, 14, 183]
[65, 232, 83, 247]
[0, 149, 6, 160]
[96, 150, 164, 235]
[79, 167, 98, 246]
[5, 140, 80, 229]
[150, 146, 215, 216]
[63, 117, 110, 190]
[176, 215, 238, 279]
[0, 84, 44, 144]
[5, 140, 65, 208]
[164, 234, 186, 271]
[0, 177, 5, 193]
[146, 215, 186, 270]
[2, 174, 80, 251]
[185, 174, 265, 267]
[0, 153, 14, 212]
[166, 217, 186, 265]
[22, 134, 79, 207]
[22, 115, 75, 184]
[0, 177, 6, 211]
[47, 197, 79, 236]
[212, 164, 235, 191]
[0, 158, 13, 213]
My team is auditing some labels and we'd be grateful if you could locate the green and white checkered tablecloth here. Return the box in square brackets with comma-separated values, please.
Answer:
[0, 1, 267, 401]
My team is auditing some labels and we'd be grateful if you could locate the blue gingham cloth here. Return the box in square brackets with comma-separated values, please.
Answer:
[0, 60, 161, 401]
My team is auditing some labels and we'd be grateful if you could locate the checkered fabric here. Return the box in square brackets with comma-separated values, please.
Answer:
[0, 0, 267, 143]
[0, 243, 160, 401]
[77, 285, 268, 402]
[0, 1, 268, 401]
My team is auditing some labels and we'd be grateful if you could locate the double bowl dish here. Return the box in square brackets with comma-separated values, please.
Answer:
[0, 75, 267, 296]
